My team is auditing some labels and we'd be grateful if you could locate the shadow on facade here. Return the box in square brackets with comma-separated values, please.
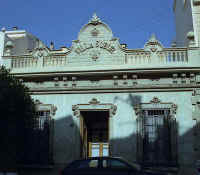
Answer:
[176, 120, 200, 175]
[53, 115, 81, 164]
[19, 94, 200, 175]
[114, 94, 142, 106]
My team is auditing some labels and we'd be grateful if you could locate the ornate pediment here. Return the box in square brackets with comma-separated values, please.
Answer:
[34, 99, 57, 116]
[144, 34, 163, 52]
[32, 41, 49, 59]
[72, 98, 117, 117]
[134, 97, 178, 116]
[65, 14, 125, 65]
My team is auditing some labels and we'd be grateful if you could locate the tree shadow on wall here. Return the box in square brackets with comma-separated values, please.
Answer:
[111, 94, 142, 162]
[114, 94, 142, 107]
[53, 115, 81, 164]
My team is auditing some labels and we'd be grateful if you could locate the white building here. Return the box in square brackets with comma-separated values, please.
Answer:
[1, 1, 200, 175]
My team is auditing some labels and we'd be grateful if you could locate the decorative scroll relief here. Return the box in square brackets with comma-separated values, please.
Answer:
[34, 99, 57, 116]
[134, 97, 177, 116]
[32, 42, 49, 59]
[72, 98, 117, 117]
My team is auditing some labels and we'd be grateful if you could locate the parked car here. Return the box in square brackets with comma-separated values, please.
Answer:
[60, 156, 165, 175]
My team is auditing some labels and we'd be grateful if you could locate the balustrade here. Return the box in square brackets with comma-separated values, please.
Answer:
[43, 56, 67, 66]
[127, 49, 188, 64]
[9, 48, 190, 70]
[11, 57, 38, 68]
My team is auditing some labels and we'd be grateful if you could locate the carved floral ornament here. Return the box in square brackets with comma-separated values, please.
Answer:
[134, 97, 178, 116]
[89, 49, 101, 61]
[72, 98, 117, 117]
[89, 98, 100, 105]
[89, 13, 101, 25]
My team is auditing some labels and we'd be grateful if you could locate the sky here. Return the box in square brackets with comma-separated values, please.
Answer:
[0, 0, 175, 49]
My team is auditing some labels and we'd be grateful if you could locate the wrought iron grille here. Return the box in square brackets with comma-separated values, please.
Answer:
[137, 109, 178, 166]
[35, 111, 51, 130]
[21, 110, 54, 165]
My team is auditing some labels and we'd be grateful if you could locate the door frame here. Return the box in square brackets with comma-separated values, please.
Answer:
[72, 98, 117, 158]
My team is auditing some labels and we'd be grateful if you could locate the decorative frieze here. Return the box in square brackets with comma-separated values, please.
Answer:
[172, 73, 178, 84]
[190, 73, 195, 84]
[123, 74, 128, 85]
[181, 73, 186, 84]
[132, 74, 138, 85]
[113, 75, 118, 86]
[63, 77, 68, 86]
[54, 77, 59, 87]
[72, 76, 77, 87]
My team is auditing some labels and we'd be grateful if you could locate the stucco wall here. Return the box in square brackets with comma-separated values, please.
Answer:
[31, 91, 195, 170]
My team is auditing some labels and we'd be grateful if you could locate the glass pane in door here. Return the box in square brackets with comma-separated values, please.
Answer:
[102, 143, 109, 156]
[91, 143, 100, 157]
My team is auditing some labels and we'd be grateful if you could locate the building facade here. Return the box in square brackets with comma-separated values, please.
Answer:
[1, 1, 200, 175]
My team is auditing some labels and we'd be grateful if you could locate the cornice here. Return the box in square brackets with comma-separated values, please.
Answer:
[29, 87, 193, 95]
[11, 67, 200, 78]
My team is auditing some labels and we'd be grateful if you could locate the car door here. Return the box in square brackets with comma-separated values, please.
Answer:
[101, 158, 137, 175]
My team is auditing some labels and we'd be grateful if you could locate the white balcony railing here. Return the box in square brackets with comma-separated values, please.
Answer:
[43, 56, 67, 66]
[7, 48, 193, 71]
[126, 49, 188, 64]
[11, 57, 38, 68]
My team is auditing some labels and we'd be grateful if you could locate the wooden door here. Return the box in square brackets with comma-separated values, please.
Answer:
[80, 116, 88, 158]
[89, 142, 109, 157]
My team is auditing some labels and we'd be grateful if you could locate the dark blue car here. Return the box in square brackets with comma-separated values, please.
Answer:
[61, 157, 166, 175]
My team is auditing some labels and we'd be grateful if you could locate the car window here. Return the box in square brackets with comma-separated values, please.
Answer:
[105, 159, 129, 168]
[77, 160, 98, 168]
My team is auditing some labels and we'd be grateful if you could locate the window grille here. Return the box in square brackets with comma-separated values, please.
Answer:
[35, 111, 51, 130]
[22, 110, 54, 165]
[137, 109, 178, 166]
